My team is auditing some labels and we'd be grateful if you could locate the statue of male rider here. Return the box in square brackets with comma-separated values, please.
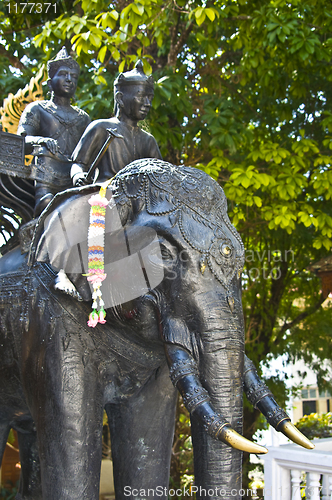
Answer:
[70, 59, 161, 186]
[18, 47, 91, 216]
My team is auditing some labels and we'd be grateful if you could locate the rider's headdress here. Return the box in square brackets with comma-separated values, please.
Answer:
[114, 60, 154, 91]
[47, 47, 80, 79]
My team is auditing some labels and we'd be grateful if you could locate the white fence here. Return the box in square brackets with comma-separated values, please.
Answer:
[262, 437, 332, 500]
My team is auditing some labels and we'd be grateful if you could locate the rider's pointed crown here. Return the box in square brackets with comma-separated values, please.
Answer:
[114, 60, 154, 90]
[47, 47, 80, 79]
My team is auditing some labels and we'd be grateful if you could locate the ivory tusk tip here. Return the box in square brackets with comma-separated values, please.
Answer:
[278, 421, 315, 450]
[221, 428, 268, 454]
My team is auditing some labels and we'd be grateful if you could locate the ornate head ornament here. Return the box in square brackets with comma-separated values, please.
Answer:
[47, 47, 80, 79]
[114, 60, 154, 91]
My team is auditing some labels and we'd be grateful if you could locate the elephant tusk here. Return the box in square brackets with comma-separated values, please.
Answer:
[277, 420, 315, 450]
[218, 426, 268, 454]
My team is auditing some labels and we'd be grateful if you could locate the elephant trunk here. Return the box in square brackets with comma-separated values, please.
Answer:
[165, 343, 266, 499]
[166, 345, 266, 454]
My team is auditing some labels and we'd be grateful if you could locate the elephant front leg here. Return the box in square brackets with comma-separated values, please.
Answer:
[107, 362, 177, 500]
[0, 421, 10, 467]
[17, 430, 42, 500]
[22, 334, 104, 500]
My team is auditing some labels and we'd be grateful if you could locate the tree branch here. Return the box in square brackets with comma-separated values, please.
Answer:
[278, 293, 326, 337]
[167, 20, 194, 67]
[3, 23, 44, 36]
[0, 45, 27, 71]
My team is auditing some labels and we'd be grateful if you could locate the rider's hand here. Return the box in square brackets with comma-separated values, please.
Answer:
[72, 171, 89, 187]
[38, 138, 60, 155]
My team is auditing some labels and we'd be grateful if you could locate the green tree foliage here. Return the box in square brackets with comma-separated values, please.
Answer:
[0, 485, 18, 500]
[1, 0, 332, 489]
[296, 412, 332, 439]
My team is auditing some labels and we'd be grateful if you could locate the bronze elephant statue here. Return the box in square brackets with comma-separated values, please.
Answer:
[0, 159, 312, 500]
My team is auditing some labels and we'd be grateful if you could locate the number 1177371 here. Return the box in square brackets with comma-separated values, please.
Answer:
[6, 3, 57, 14]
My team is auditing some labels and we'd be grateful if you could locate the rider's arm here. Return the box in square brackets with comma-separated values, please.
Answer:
[71, 121, 108, 186]
[17, 102, 59, 155]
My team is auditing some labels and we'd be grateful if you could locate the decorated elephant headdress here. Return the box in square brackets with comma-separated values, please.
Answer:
[113, 159, 245, 291]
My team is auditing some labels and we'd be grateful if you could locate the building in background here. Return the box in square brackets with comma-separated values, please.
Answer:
[291, 359, 332, 422]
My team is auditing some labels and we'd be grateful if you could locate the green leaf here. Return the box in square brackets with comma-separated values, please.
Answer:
[98, 45, 107, 62]
[95, 74, 107, 85]
[111, 47, 120, 61]
[132, 3, 144, 16]
[196, 12, 206, 26]
[110, 10, 119, 20]
[89, 32, 101, 47]
[195, 7, 204, 19]
[253, 196, 262, 207]
[240, 176, 251, 188]
[142, 59, 152, 75]
[118, 60, 126, 72]
[205, 8, 216, 22]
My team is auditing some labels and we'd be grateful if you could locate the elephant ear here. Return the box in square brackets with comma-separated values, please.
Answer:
[32, 183, 165, 307]
[31, 185, 102, 300]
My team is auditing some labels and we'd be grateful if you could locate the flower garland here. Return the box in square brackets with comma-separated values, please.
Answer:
[86, 180, 112, 327]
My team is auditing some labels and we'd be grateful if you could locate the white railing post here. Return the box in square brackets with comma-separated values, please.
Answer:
[262, 438, 332, 500]
[322, 474, 328, 500]
[290, 469, 301, 500]
[281, 467, 291, 500]
[307, 472, 321, 500]
[322, 474, 331, 500]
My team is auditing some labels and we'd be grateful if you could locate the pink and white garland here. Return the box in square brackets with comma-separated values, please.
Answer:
[86, 181, 112, 327]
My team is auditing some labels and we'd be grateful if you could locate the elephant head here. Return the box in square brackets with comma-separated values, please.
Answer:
[28, 158, 311, 499]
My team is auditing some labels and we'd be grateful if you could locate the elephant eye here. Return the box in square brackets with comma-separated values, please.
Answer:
[220, 242, 233, 258]
[160, 244, 175, 262]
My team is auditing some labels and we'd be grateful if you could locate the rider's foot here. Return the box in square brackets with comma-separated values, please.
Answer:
[54, 269, 83, 301]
